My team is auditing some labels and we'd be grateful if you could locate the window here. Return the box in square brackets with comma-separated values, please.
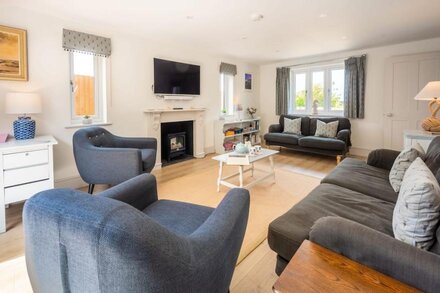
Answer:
[290, 64, 345, 115]
[70, 52, 107, 124]
[220, 73, 234, 115]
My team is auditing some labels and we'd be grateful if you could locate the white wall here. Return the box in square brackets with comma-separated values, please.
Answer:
[0, 7, 260, 187]
[259, 38, 440, 155]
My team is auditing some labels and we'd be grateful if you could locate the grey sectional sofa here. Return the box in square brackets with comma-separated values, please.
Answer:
[264, 115, 351, 161]
[268, 137, 440, 292]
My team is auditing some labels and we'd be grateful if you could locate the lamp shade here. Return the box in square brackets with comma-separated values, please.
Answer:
[414, 81, 440, 100]
[5, 92, 42, 115]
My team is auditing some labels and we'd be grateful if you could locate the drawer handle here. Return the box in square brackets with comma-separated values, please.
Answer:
[25, 153, 29, 156]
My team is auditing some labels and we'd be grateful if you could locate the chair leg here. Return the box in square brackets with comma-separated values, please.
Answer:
[88, 184, 95, 194]
[336, 155, 344, 165]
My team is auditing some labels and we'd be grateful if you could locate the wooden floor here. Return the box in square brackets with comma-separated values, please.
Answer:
[0, 149, 338, 292]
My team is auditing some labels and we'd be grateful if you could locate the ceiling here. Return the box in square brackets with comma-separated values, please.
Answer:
[6, 0, 440, 64]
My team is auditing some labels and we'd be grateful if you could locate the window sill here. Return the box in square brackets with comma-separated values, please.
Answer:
[290, 112, 344, 118]
[65, 122, 113, 129]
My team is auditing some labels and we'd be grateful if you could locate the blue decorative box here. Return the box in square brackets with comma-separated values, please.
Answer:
[13, 117, 36, 140]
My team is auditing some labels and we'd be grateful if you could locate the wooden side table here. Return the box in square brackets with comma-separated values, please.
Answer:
[273, 240, 420, 293]
[0, 136, 57, 233]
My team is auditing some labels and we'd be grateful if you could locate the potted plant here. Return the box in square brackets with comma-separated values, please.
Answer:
[247, 107, 257, 119]
[82, 115, 92, 125]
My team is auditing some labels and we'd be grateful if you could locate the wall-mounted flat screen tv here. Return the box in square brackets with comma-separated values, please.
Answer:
[154, 58, 200, 95]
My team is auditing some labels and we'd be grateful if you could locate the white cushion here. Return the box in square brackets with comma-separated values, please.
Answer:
[314, 120, 338, 138]
[389, 143, 425, 192]
[283, 117, 302, 134]
[393, 157, 440, 250]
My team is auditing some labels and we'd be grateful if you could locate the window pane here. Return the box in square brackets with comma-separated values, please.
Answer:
[312, 71, 324, 110]
[221, 73, 234, 115]
[294, 73, 306, 110]
[331, 69, 344, 111]
[73, 52, 95, 116]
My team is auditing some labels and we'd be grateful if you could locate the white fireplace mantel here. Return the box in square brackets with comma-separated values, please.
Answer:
[144, 108, 206, 168]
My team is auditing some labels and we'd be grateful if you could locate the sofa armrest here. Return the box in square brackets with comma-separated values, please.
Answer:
[367, 149, 400, 170]
[336, 129, 351, 146]
[112, 136, 157, 150]
[309, 217, 440, 293]
[98, 174, 158, 211]
[269, 124, 282, 133]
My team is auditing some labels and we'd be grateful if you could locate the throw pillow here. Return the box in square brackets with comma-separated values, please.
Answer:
[389, 143, 425, 192]
[314, 120, 339, 138]
[283, 118, 302, 134]
[393, 157, 440, 249]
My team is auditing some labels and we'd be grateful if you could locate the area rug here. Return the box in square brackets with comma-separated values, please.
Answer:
[157, 162, 321, 263]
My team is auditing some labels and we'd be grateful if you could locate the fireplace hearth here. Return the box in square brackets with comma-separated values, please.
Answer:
[161, 121, 194, 166]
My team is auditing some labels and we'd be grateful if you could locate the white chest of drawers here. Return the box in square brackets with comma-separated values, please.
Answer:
[403, 130, 437, 152]
[0, 136, 57, 233]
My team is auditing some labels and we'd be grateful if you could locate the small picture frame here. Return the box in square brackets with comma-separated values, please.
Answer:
[245, 73, 252, 90]
[0, 25, 28, 81]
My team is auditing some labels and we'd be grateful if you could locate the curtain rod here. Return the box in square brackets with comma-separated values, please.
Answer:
[281, 54, 366, 69]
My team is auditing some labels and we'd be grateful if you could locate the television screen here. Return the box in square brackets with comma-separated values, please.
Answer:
[154, 58, 200, 95]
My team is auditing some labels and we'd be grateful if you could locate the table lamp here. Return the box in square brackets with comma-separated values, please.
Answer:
[414, 81, 440, 132]
[5, 92, 42, 140]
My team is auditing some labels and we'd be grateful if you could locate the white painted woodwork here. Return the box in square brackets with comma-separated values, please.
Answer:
[0, 136, 57, 233]
[144, 108, 206, 168]
[403, 130, 437, 152]
[384, 52, 440, 150]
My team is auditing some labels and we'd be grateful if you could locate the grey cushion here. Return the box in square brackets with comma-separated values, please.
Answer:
[143, 200, 214, 236]
[298, 136, 346, 151]
[322, 158, 398, 203]
[309, 117, 351, 135]
[141, 149, 156, 172]
[393, 158, 440, 249]
[268, 183, 394, 261]
[279, 115, 311, 135]
[389, 143, 424, 192]
[283, 117, 302, 134]
[264, 133, 303, 145]
[424, 136, 440, 184]
[314, 120, 339, 138]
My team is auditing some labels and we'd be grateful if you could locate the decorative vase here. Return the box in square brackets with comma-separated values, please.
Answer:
[82, 117, 93, 125]
[13, 117, 36, 140]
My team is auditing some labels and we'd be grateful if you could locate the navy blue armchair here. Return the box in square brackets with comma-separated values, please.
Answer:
[24, 174, 250, 293]
[73, 127, 157, 193]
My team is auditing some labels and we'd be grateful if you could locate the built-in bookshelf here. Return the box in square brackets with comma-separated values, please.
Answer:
[214, 118, 261, 154]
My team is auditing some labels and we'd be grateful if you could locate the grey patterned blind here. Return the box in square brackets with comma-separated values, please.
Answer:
[220, 62, 237, 75]
[62, 29, 111, 57]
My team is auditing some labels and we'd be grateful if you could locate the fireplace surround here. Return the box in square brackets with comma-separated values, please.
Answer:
[144, 108, 206, 168]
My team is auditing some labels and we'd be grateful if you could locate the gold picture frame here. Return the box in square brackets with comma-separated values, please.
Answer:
[0, 25, 28, 81]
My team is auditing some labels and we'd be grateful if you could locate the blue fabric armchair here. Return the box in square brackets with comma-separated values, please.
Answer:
[73, 127, 157, 193]
[24, 174, 250, 293]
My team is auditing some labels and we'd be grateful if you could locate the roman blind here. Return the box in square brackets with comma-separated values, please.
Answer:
[220, 62, 237, 76]
[62, 29, 111, 57]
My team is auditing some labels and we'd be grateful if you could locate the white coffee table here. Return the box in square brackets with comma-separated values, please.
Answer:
[212, 148, 279, 191]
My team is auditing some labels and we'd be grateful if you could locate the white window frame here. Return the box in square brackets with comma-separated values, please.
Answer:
[69, 52, 108, 124]
[290, 63, 345, 116]
[220, 72, 234, 115]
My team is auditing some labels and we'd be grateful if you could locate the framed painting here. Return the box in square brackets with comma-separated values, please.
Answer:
[0, 25, 28, 81]
[245, 73, 252, 90]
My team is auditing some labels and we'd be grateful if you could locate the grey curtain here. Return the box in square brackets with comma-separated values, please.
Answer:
[220, 62, 237, 75]
[276, 67, 290, 115]
[63, 29, 111, 57]
[344, 55, 366, 118]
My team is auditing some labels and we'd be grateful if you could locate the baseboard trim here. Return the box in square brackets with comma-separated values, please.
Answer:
[204, 146, 215, 154]
[349, 147, 371, 158]
[55, 176, 86, 189]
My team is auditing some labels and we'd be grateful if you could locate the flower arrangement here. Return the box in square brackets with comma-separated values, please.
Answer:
[247, 107, 257, 118]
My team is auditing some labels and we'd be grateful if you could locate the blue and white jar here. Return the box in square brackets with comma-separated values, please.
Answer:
[13, 117, 36, 140]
